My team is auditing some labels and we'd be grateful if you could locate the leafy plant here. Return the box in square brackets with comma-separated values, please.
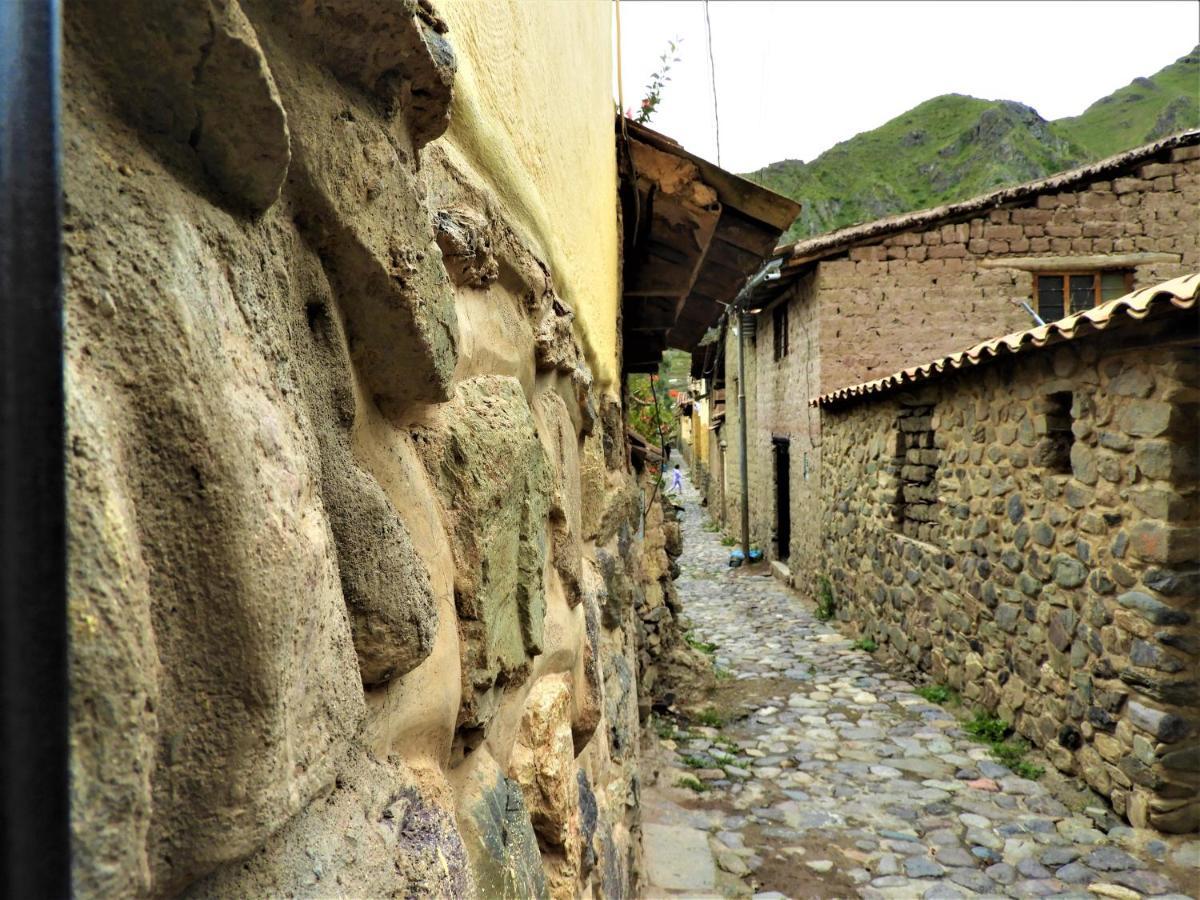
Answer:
[702, 521, 720, 533]
[720, 535, 736, 547]
[680, 755, 709, 769]
[652, 716, 677, 740]
[685, 633, 718, 654]
[963, 713, 1045, 780]
[1011, 759, 1045, 781]
[695, 707, 724, 728]
[630, 38, 682, 125]
[676, 776, 708, 793]
[915, 684, 958, 705]
[625, 373, 675, 448]
[964, 711, 1010, 744]
[851, 637, 878, 653]
[815, 576, 837, 622]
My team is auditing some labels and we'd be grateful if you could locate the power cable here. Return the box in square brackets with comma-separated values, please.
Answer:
[702, 0, 721, 167]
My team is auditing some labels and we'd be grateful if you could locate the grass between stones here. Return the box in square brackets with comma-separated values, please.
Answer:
[919, 689, 1046, 781]
[915, 683, 960, 705]
[675, 776, 708, 793]
[850, 637, 878, 653]
[695, 707, 724, 728]
[685, 633, 718, 654]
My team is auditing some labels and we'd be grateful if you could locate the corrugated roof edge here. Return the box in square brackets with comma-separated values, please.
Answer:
[811, 273, 1200, 408]
[779, 129, 1200, 265]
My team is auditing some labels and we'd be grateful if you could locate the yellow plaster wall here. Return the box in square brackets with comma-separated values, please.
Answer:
[436, 0, 620, 394]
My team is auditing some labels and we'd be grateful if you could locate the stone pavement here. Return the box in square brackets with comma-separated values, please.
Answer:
[642, 464, 1199, 900]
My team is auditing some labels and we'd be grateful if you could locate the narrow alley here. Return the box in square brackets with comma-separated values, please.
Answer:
[641, 465, 1197, 900]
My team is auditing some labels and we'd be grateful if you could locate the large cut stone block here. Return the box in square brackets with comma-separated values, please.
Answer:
[72, 0, 291, 213]
[454, 750, 549, 900]
[415, 376, 552, 729]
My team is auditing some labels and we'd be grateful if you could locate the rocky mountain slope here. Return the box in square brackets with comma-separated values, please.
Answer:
[749, 46, 1199, 242]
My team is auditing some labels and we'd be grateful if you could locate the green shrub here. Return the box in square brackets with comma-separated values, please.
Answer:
[685, 633, 718, 654]
[815, 576, 837, 621]
[1011, 760, 1045, 781]
[960, 712, 1044, 780]
[851, 637, 878, 652]
[964, 711, 1010, 744]
[915, 684, 957, 705]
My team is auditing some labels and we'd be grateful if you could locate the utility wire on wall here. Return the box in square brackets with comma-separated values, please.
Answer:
[702, 0, 721, 167]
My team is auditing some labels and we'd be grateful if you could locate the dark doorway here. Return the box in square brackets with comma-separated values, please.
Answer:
[773, 437, 790, 562]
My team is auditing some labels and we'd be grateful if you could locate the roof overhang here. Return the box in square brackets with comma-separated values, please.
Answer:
[618, 119, 800, 373]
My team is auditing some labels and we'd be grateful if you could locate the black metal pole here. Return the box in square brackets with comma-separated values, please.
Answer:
[0, 0, 69, 895]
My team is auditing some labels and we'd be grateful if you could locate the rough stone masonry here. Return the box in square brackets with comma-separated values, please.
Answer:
[818, 306, 1200, 834]
[64, 1, 680, 896]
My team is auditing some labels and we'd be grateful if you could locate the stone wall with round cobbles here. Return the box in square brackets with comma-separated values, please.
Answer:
[816, 310, 1199, 833]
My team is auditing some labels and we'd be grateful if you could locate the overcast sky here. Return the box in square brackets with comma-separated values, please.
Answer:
[615, 1, 1199, 173]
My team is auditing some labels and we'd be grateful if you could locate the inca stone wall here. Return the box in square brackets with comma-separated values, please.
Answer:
[817, 314, 1200, 832]
[65, 1, 660, 896]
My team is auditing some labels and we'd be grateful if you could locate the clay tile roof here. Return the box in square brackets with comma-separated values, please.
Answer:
[777, 129, 1200, 269]
[811, 273, 1200, 408]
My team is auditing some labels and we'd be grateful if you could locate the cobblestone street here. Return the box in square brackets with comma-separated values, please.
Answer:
[642, 465, 1199, 900]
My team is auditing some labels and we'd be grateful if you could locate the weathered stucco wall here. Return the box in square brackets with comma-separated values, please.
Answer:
[818, 315, 1200, 832]
[437, 0, 621, 395]
[64, 1, 657, 897]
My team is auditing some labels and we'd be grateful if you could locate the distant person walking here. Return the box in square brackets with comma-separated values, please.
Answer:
[669, 464, 683, 494]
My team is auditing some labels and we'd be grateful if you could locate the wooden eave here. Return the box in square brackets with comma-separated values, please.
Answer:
[619, 119, 800, 373]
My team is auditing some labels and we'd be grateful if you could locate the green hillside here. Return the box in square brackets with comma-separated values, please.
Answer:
[748, 46, 1199, 243]
[1057, 46, 1199, 157]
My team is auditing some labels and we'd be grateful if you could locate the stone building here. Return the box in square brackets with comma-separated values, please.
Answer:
[814, 275, 1199, 832]
[691, 130, 1199, 581]
[62, 2, 794, 898]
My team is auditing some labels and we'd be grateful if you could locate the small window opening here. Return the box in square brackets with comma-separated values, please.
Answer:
[1036, 391, 1075, 474]
[892, 404, 940, 542]
[1035, 270, 1132, 321]
[772, 303, 789, 361]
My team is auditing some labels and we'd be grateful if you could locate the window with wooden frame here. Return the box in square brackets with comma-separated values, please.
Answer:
[1034, 270, 1132, 321]
[772, 303, 789, 361]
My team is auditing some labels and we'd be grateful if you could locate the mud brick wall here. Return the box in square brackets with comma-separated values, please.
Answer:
[723, 143, 1200, 590]
[751, 271, 824, 575]
[819, 316, 1200, 833]
[816, 145, 1200, 396]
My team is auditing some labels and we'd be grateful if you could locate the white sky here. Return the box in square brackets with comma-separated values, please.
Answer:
[615, 1, 1200, 173]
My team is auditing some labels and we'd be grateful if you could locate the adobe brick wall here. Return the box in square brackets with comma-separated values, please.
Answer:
[818, 146, 1200, 395]
[818, 314, 1200, 832]
[750, 270, 823, 580]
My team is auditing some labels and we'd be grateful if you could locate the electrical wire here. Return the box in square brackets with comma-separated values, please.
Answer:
[702, 0, 721, 167]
